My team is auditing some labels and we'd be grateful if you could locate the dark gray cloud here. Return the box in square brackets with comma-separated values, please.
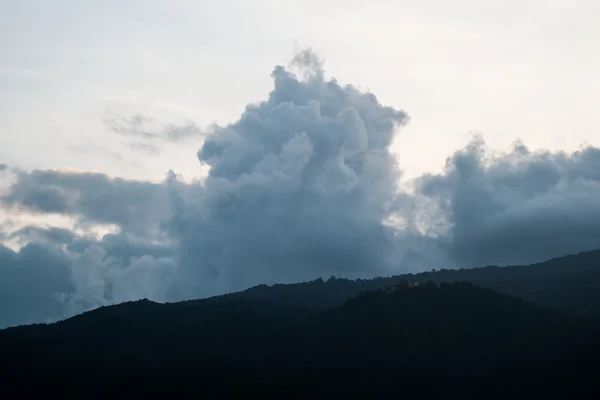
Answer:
[7, 225, 76, 245]
[0, 242, 74, 328]
[18, 186, 69, 213]
[1, 169, 173, 236]
[2, 49, 600, 327]
[414, 136, 600, 267]
[0, 163, 7, 171]
[7, 226, 174, 261]
[0, 228, 177, 328]
[65, 232, 176, 262]
[104, 114, 203, 143]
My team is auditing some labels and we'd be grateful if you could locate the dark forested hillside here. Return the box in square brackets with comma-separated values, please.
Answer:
[2, 251, 600, 398]
[1, 281, 599, 398]
[188, 249, 600, 317]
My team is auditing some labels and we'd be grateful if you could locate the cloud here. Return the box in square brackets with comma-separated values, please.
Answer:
[0, 242, 73, 327]
[7, 226, 175, 262]
[163, 121, 205, 142]
[0, 164, 7, 171]
[2, 49, 600, 327]
[128, 142, 163, 156]
[0, 228, 178, 328]
[104, 114, 204, 142]
[7, 225, 76, 245]
[414, 136, 600, 267]
[1, 169, 173, 237]
[58, 244, 177, 318]
[66, 142, 123, 161]
[104, 114, 160, 140]
[169, 49, 409, 298]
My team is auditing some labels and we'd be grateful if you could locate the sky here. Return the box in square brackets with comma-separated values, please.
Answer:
[1, 0, 600, 327]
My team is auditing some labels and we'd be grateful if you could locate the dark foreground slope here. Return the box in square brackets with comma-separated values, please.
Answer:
[1, 282, 599, 398]
[189, 249, 600, 316]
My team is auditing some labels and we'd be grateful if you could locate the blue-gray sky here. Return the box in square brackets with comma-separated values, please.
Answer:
[1, 0, 600, 327]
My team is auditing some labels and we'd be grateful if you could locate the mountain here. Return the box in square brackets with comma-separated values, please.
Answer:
[1, 281, 599, 398]
[187, 249, 600, 317]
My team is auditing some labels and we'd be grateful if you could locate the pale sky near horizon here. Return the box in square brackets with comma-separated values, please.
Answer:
[2, 0, 598, 182]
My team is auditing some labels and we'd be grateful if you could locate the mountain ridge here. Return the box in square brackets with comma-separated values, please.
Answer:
[2, 281, 599, 397]
[173, 249, 600, 317]
[2, 250, 600, 397]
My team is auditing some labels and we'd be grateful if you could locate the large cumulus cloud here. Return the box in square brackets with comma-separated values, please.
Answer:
[168, 51, 409, 298]
[1, 49, 599, 327]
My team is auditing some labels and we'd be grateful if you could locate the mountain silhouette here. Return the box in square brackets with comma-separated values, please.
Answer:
[2, 257, 600, 398]
[178, 249, 600, 317]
